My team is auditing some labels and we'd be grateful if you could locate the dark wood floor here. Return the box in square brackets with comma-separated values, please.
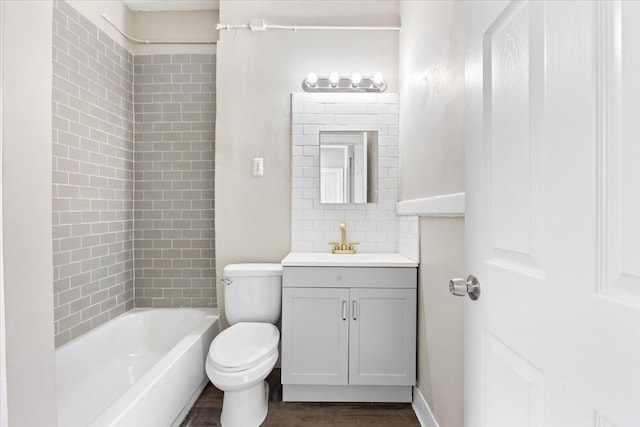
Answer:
[180, 369, 420, 426]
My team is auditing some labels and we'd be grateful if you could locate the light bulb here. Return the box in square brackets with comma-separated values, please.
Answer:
[350, 72, 362, 86]
[372, 72, 384, 86]
[329, 72, 340, 86]
[306, 72, 318, 86]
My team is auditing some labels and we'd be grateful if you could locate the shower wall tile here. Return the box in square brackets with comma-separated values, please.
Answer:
[133, 54, 216, 308]
[52, 0, 134, 347]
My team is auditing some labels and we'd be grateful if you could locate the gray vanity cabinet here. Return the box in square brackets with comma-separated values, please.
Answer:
[281, 266, 417, 402]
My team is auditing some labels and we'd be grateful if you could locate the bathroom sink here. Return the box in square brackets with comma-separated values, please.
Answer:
[281, 252, 418, 268]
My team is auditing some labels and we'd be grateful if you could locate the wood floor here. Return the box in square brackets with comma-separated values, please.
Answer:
[180, 369, 420, 426]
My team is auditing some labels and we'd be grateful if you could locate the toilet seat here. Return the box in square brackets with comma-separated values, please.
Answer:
[206, 348, 278, 392]
[209, 322, 279, 373]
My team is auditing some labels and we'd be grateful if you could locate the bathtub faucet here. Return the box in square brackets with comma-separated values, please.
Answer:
[329, 222, 358, 254]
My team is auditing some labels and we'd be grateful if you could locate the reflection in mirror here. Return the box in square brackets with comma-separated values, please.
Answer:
[320, 130, 378, 204]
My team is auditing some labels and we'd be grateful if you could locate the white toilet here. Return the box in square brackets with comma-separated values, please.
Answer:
[205, 263, 282, 427]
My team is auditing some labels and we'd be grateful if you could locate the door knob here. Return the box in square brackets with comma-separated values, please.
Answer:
[449, 274, 481, 300]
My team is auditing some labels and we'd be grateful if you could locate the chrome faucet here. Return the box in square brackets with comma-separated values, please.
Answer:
[329, 222, 359, 254]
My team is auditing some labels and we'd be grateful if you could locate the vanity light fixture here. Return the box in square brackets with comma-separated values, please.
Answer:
[302, 72, 387, 92]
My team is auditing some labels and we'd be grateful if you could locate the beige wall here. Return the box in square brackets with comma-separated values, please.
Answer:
[2, 1, 57, 425]
[215, 0, 399, 321]
[67, 1, 218, 56]
[399, 0, 466, 201]
[418, 217, 464, 427]
[67, 0, 134, 52]
[398, 2, 467, 427]
[132, 10, 218, 55]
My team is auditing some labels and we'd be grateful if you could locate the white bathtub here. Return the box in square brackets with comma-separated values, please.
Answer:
[56, 308, 219, 427]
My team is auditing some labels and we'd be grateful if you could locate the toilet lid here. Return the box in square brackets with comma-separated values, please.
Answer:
[209, 323, 279, 372]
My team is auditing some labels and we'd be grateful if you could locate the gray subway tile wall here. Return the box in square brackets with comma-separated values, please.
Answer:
[52, 0, 135, 347]
[133, 54, 216, 308]
[52, 0, 217, 346]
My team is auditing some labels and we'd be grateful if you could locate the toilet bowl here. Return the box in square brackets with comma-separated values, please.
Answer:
[206, 322, 279, 426]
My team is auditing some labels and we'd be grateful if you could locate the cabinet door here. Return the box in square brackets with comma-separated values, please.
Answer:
[349, 288, 416, 386]
[281, 287, 350, 385]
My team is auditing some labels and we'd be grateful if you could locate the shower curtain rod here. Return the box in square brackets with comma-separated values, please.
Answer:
[101, 14, 217, 45]
[216, 22, 401, 32]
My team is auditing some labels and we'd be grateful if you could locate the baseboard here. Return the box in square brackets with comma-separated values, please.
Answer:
[283, 384, 412, 402]
[412, 386, 439, 427]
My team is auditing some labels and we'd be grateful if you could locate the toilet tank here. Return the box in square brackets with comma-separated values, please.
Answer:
[223, 263, 282, 325]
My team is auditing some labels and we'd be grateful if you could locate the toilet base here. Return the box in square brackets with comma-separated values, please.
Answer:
[220, 380, 269, 427]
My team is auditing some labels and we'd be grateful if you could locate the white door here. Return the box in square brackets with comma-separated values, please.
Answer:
[320, 168, 345, 203]
[464, 1, 640, 426]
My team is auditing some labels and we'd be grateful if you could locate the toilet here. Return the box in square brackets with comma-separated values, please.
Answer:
[205, 263, 282, 427]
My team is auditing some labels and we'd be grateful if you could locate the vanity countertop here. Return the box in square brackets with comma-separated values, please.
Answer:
[281, 252, 418, 268]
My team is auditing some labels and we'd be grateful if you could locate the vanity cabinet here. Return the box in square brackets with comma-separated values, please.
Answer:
[281, 264, 417, 403]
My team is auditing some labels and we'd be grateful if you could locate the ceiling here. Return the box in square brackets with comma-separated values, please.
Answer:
[123, 0, 219, 12]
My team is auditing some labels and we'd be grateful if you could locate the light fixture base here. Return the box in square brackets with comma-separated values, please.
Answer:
[302, 75, 387, 92]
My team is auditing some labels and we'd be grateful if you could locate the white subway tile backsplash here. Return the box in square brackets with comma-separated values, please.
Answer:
[292, 156, 314, 167]
[346, 104, 368, 114]
[303, 103, 325, 114]
[292, 114, 313, 124]
[302, 188, 317, 199]
[303, 124, 323, 135]
[302, 146, 319, 156]
[378, 93, 399, 104]
[292, 135, 315, 146]
[292, 241, 313, 252]
[290, 93, 400, 253]
[303, 167, 318, 178]
[325, 103, 347, 114]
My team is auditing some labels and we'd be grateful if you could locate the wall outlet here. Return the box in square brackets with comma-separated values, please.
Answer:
[252, 157, 264, 176]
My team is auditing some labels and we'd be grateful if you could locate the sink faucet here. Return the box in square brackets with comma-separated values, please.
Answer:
[329, 222, 359, 254]
[340, 222, 348, 250]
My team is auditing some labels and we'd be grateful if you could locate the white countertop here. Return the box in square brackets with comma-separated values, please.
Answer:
[281, 252, 418, 268]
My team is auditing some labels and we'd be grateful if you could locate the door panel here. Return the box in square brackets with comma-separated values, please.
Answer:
[348, 288, 416, 386]
[486, 0, 545, 278]
[483, 332, 543, 427]
[281, 288, 349, 385]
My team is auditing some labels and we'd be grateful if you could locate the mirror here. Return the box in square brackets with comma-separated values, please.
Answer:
[320, 130, 378, 204]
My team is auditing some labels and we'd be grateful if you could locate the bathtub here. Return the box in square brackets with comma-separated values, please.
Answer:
[56, 308, 219, 427]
